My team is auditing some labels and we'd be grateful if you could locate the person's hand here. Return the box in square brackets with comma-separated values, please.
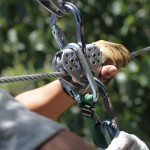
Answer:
[100, 65, 117, 79]
[93, 40, 130, 83]
[105, 131, 149, 150]
[93, 40, 130, 70]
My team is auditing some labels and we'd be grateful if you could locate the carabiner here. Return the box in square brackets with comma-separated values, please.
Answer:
[50, 14, 67, 49]
[37, 0, 64, 16]
[50, 2, 86, 51]
[37, 0, 79, 17]
[94, 77, 117, 123]
[64, 2, 86, 51]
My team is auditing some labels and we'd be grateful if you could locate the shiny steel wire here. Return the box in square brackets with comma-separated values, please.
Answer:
[0, 72, 67, 84]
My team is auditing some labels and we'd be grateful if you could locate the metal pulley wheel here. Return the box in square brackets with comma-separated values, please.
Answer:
[37, 0, 79, 16]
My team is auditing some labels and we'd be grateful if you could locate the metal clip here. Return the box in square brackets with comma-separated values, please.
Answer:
[37, 0, 64, 16]
[37, 0, 79, 17]
[64, 2, 86, 49]
[50, 14, 67, 49]
[94, 77, 117, 128]
[79, 103, 94, 118]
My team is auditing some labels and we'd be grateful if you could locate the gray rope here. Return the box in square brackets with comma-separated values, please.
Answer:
[0, 71, 67, 84]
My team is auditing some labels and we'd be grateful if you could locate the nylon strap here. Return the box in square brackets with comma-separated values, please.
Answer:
[80, 94, 118, 149]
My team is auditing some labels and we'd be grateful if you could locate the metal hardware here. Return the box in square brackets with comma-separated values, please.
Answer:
[130, 46, 150, 59]
[66, 43, 100, 102]
[50, 2, 86, 50]
[79, 78, 119, 148]
[37, 0, 79, 17]
[50, 0, 78, 14]
[64, 2, 86, 49]
[86, 44, 102, 78]
[95, 120, 119, 146]
[51, 2, 100, 102]
[50, 14, 67, 50]
[1, 45, 150, 84]
[94, 77, 117, 127]
[79, 103, 94, 118]
[52, 48, 84, 85]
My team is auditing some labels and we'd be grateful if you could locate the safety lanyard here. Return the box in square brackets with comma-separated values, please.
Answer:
[79, 80, 119, 149]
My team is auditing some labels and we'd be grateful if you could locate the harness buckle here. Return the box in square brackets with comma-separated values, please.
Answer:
[79, 103, 94, 118]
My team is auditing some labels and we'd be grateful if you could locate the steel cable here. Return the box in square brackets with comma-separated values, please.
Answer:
[0, 72, 67, 84]
[0, 46, 150, 84]
[130, 46, 150, 59]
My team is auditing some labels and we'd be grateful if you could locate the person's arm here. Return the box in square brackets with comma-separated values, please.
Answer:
[38, 130, 96, 150]
[16, 80, 74, 120]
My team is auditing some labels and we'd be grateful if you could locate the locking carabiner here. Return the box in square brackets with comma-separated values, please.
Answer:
[64, 2, 86, 50]
[37, 0, 64, 16]
[50, 14, 67, 49]
[94, 77, 117, 123]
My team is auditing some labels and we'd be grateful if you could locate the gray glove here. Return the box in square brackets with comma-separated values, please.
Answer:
[106, 131, 149, 150]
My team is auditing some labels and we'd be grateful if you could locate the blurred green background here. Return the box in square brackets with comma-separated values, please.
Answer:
[0, 0, 150, 147]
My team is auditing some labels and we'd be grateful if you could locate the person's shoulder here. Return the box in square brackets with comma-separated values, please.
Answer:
[0, 89, 66, 150]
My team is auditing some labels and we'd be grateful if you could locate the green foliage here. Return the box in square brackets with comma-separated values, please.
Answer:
[0, 0, 150, 147]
